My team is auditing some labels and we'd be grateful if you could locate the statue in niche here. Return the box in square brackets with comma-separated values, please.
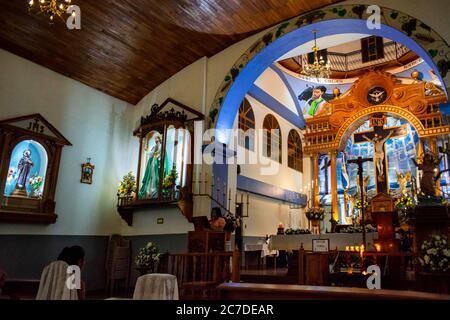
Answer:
[15, 149, 33, 190]
[411, 153, 439, 196]
[139, 133, 162, 199]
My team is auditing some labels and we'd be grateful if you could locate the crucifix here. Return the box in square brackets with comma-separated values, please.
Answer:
[347, 156, 373, 248]
[353, 115, 407, 194]
[320, 155, 331, 194]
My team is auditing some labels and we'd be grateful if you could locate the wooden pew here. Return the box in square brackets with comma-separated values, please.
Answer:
[1, 279, 40, 300]
[217, 283, 450, 300]
[158, 251, 240, 300]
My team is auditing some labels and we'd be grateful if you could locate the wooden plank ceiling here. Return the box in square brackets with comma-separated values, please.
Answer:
[0, 0, 341, 105]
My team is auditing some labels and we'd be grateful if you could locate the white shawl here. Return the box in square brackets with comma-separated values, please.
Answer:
[36, 261, 78, 300]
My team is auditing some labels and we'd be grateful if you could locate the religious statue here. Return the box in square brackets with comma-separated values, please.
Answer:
[411, 153, 439, 196]
[139, 134, 162, 199]
[396, 171, 411, 197]
[15, 149, 33, 190]
[344, 190, 356, 223]
[362, 131, 393, 180]
[356, 175, 370, 197]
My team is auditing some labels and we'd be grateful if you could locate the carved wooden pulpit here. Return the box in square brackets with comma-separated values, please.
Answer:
[371, 193, 397, 252]
[188, 216, 225, 252]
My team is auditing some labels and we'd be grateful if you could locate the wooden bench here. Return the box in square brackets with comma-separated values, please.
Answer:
[1, 279, 40, 300]
[217, 283, 450, 300]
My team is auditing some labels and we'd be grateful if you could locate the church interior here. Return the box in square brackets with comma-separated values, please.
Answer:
[1, 0, 450, 301]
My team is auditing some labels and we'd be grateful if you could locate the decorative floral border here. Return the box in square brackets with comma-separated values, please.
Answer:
[208, 4, 450, 129]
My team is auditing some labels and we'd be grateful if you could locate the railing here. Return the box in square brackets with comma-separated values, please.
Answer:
[193, 171, 237, 217]
[297, 41, 411, 73]
[117, 194, 134, 207]
[116, 189, 181, 207]
[156, 251, 240, 299]
[294, 248, 416, 289]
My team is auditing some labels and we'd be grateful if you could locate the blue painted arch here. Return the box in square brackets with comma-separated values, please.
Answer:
[216, 19, 447, 144]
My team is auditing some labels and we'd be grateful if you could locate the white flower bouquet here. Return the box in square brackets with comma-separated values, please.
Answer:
[418, 234, 450, 273]
[135, 241, 161, 268]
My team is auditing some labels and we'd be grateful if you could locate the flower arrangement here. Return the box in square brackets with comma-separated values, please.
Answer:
[285, 228, 311, 235]
[395, 195, 415, 224]
[135, 242, 161, 268]
[417, 234, 450, 273]
[117, 171, 136, 196]
[355, 200, 369, 210]
[162, 168, 178, 190]
[340, 225, 377, 233]
[29, 173, 43, 198]
[305, 207, 325, 220]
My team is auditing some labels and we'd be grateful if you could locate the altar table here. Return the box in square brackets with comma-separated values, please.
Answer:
[269, 233, 378, 251]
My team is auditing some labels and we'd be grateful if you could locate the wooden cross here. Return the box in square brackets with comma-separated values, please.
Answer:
[320, 156, 332, 194]
[352, 115, 407, 194]
[347, 156, 373, 248]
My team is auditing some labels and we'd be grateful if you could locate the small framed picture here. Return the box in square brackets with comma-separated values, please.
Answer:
[312, 239, 329, 252]
[81, 158, 95, 184]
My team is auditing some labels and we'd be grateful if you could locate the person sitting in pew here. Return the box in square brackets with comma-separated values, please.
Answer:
[36, 246, 86, 300]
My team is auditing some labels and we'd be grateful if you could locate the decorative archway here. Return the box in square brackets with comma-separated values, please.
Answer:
[210, 4, 450, 144]
[336, 105, 425, 150]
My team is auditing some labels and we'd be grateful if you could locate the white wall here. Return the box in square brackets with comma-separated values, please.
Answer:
[227, 95, 309, 236]
[237, 192, 307, 237]
[238, 95, 303, 192]
[254, 68, 298, 115]
[0, 49, 133, 235]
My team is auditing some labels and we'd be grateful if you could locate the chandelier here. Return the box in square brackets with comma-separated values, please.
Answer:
[28, 0, 74, 23]
[302, 30, 332, 79]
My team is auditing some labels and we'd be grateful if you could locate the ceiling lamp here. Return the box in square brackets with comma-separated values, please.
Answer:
[302, 30, 331, 79]
[28, 0, 74, 23]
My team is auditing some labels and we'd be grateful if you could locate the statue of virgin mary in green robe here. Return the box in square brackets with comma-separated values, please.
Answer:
[138, 134, 170, 199]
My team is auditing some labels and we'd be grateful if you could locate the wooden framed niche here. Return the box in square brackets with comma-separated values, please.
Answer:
[117, 98, 203, 226]
[0, 114, 71, 223]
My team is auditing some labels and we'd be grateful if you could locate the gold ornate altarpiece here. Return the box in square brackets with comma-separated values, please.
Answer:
[304, 71, 449, 220]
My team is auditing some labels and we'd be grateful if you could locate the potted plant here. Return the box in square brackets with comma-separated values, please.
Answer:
[394, 195, 415, 225]
[162, 168, 178, 199]
[135, 241, 161, 275]
[117, 172, 136, 197]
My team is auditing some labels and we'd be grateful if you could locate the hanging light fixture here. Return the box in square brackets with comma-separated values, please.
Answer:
[28, 0, 74, 23]
[302, 30, 332, 79]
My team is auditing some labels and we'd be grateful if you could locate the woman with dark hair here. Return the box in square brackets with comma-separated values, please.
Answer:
[57, 246, 85, 268]
[209, 207, 225, 231]
[56, 246, 86, 299]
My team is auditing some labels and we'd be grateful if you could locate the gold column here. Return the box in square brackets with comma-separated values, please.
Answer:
[428, 137, 441, 196]
[312, 153, 320, 207]
[330, 151, 339, 221]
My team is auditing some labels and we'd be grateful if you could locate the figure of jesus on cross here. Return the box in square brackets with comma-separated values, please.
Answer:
[361, 131, 393, 180]
[353, 115, 407, 194]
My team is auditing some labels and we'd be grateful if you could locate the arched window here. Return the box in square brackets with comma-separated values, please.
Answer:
[288, 130, 303, 172]
[263, 114, 282, 163]
[238, 98, 255, 150]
